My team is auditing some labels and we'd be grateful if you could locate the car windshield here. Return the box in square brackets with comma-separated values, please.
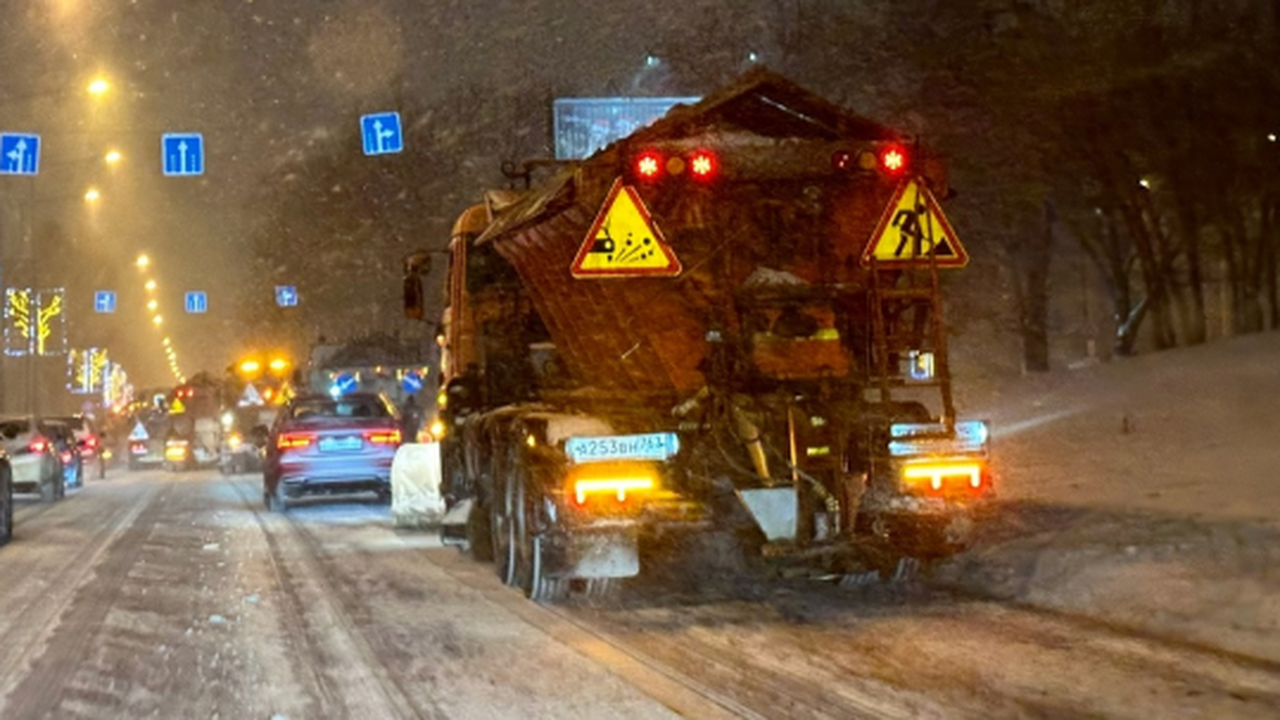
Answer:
[0, 419, 31, 438]
[288, 398, 388, 420]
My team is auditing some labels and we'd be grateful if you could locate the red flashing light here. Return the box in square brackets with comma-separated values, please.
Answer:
[29, 438, 48, 454]
[688, 150, 718, 181]
[880, 145, 908, 175]
[634, 150, 663, 181]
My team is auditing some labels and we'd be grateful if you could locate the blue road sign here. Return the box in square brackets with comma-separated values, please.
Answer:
[184, 291, 208, 314]
[332, 372, 359, 396]
[360, 112, 404, 156]
[275, 285, 298, 307]
[94, 290, 117, 314]
[0, 133, 40, 175]
[162, 133, 204, 176]
[401, 371, 424, 395]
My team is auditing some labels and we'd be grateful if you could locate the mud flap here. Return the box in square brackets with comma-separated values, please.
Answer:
[736, 487, 797, 542]
[391, 444, 447, 528]
[563, 532, 640, 579]
[439, 498, 473, 548]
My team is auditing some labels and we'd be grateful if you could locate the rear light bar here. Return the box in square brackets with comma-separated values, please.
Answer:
[901, 459, 986, 496]
[572, 477, 655, 505]
[277, 432, 314, 450]
[363, 429, 401, 445]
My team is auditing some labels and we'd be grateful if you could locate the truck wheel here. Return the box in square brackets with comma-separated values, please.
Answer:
[492, 471, 520, 587]
[511, 462, 566, 603]
[467, 497, 494, 562]
[0, 468, 13, 546]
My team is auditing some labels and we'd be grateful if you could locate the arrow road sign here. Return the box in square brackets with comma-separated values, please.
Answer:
[184, 291, 208, 314]
[360, 112, 404, 156]
[94, 291, 117, 313]
[162, 133, 204, 176]
[0, 133, 41, 175]
[275, 285, 298, 308]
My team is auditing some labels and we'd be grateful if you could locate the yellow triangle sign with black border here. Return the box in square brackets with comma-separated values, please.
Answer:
[571, 178, 681, 278]
[861, 178, 968, 268]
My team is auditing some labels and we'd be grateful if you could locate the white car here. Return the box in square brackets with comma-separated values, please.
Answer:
[0, 416, 66, 502]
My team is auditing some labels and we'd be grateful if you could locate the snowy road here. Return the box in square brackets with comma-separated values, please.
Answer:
[2, 469, 1279, 719]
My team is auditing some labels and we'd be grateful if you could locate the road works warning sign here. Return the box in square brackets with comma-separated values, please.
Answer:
[861, 178, 968, 268]
[571, 178, 681, 278]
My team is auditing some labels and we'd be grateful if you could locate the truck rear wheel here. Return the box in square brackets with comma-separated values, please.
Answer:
[509, 458, 566, 603]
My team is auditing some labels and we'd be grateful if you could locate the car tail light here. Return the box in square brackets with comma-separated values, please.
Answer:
[84, 436, 99, 449]
[130, 441, 148, 455]
[29, 437, 48, 454]
[363, 429, 401, 445]
[276, 432, 314, 450]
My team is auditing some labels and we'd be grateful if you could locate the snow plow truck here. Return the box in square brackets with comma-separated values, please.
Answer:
[406, 69, 993, 602]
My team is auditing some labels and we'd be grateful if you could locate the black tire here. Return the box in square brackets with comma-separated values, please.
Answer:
[493, 469, 519, 587]
[0, 467, 13, 546]
[266, 482, 289, 513]
[467, 495, 494, 562]
[510, 459, 566, 603]
[40, 463, 58, 503]
[97, 456, 106, 480]
[75, 462, 84, 489]
[55, 472, 66, 500]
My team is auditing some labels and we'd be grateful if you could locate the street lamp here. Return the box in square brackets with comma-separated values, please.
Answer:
[87, 77, 110, 97]
[84, 187, 101, 203]
[145, 279, 156, 292]
[104, 150, 122, 165]
[152, 315, 162, 326]
[136, 254, 150, 269]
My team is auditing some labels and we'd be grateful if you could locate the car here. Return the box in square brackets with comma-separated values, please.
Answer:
[126, 412, 169, 471]
[48, 414, 108, 480]
[0, 416, 65, 502]
[1, 452, 13, 546]
[43, 419, 84, 491]
[219, 405, 278, 475]
[262, 393, 403, 512]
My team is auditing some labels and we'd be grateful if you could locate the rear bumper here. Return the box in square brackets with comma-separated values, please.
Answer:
[275, 454, 394, 496]
[10, 455, 50, 490]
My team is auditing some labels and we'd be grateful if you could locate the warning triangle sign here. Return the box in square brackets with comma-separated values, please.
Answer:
[240, 383, 264, 406]
[169, 398, 186, 415]
[128, 421, 150, 441]
[571, 178, 681, 278]
[861, 178, 968, 269]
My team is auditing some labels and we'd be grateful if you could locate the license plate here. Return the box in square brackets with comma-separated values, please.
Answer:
[565, 432, 679, 464]
[319, 436, 363, 453]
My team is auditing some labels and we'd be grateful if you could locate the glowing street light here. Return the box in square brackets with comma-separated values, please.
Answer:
[83, 187, 100, 202]
[137, 254, 150, 269]
[104, 150, 122, 165]
[162, 337, 171, 346]
[152, 315, 163, 326]
[145, 280, 156, 292]
[87, 77, 110, 96]
[147, 299, 158, 311]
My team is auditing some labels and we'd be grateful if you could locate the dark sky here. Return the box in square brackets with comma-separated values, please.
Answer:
[1, 0, 809, 388]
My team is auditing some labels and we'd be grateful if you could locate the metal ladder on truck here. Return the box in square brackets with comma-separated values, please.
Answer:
[866, 179, 956, 433]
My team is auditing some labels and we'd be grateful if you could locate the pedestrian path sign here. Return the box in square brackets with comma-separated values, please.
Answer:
[128, 421, 149, 441]
[861, 178, 968, 269]
[571, 178, 681, 278]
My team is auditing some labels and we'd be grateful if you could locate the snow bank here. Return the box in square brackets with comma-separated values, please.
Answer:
[940, 331, 1280, 663]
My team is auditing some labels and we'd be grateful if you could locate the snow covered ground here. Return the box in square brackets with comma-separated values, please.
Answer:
[943, 330, 1280, 664]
